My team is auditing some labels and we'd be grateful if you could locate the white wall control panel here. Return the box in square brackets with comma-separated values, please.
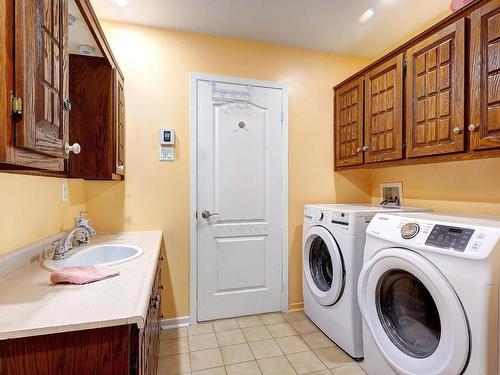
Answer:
[160, 146, 175, 161]
[61, 182, 69, 203]
[160, 128, 175, 145]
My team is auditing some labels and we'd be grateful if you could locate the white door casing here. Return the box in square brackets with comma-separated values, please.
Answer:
[190, 73, 288, 322]
[358, 248, 469, 375]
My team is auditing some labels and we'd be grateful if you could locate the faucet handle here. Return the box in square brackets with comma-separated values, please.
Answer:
[51, 239, 62, 248]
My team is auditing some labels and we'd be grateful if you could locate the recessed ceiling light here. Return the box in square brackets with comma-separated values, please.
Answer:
[112, 0, 132, 7]
[359, 8, 375, 24]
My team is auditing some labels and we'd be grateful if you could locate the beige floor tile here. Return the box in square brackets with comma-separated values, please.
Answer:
[189, 323, 215, 336]
[213, 318, 239, 332]
[357, 361, 367, 371]
[160, 337, 190, 356]
[242, 326, 272, 342]
[189, 333, 219, 351]
[192, 367, 226, 375]
[216, 329, 246, 346]
[257, 355, 296, 375]
[283, 311, 307, 322]
[248, 339, 283, 359]
[161, 327, 188, 340]
[226, 360, 262, 375]
[157, 353, 191, 374]
[267, 322, 297, 338]
[190, 348, 223, 372]
[304, 370, 331, 375]
[275, 335, 310, 354]
[330, 364, 366, 375]
[290, 319, 319, 334]
[260, 312, 287, 325]
[237, 315, 264, 328]
[301, 332, 335, 350]
[314, 347, 354, 369]
[287, 351, 326, 374]
[220, 343, 254, 365]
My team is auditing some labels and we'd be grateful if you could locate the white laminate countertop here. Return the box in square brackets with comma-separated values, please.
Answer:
[0, 231, 162, 340]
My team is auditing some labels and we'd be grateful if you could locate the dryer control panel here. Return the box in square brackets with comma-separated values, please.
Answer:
[424, 225, 475, 252]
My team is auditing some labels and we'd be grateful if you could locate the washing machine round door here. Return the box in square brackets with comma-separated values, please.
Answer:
[303, 226, 344, 306]
[358, 248, 469, 375]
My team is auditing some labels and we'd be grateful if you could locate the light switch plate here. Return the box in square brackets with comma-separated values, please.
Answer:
[160, 146, 175, 161]
[61, 182, 69, 202]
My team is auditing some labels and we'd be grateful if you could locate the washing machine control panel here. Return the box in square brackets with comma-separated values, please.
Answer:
[424, 225, 475, 252]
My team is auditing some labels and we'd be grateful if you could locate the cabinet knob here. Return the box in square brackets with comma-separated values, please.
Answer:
[160, 284, 164, 290]
[356, 147, 362, 153]
[116, 165, 124, 172]
[468, 124, 478, 132]
[65, 143, 81, 155]
[361, 146, 368, 152]
[453, 127, 462, 134]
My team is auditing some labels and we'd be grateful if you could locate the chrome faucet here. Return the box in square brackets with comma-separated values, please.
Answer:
[52, 211, 96, 260]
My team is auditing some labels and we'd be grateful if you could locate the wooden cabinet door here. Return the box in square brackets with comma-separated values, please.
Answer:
[364, 54, 404, 163]
[14, 0, 69, 158]
[470, 0, 500, 150]
[334, 77, 364, 167]
[115, 71, 125, 176]
[406, 19, 465, 157]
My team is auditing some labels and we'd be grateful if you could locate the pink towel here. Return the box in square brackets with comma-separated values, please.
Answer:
[50, 265, 120, 285]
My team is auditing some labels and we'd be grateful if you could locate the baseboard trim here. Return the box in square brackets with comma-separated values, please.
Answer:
[160, 316, 190, 329]
[288, 302, 304, 312]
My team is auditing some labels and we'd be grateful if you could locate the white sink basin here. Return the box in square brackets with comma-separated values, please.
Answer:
[42, 244, 143, 271]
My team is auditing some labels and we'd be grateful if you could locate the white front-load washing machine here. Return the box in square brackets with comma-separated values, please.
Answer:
[358, 212, 500, 375]
[302, 204, 431, 359]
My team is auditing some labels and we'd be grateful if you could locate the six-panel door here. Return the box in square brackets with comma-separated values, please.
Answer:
[405, 19, 465, 158]
[14, 0, 69, 159]
[470, 0, 500, 150]
[364, 54, 404, 163]
[334, 77, 364, 167]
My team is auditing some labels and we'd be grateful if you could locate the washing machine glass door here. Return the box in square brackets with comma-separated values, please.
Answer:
[303, 226, 344, 306]
[358, 248, 469, 375]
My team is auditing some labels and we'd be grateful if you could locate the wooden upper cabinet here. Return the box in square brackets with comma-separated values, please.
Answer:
[406, 19, 465, 157]
[470, 0, 500, 150]
[334, 77, 364, 167]
[14, 0, 69, 159]
[115, 71, 125, 176]
[364, 54, 404, 163]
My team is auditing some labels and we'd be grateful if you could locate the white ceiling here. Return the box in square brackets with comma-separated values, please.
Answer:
[69, 0, 103, 57]
[90, 0, 451, 58]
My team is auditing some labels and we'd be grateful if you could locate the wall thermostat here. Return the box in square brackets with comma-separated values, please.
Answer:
[160, 128, 175, 145]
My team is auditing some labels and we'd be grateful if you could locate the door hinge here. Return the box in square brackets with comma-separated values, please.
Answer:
[403, 59, 407, 73]
[10, 92, 22, 116]
[403, 143, 407, 150]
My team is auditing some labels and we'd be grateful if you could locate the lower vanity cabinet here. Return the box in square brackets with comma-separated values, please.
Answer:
[0, 259, 162, 375]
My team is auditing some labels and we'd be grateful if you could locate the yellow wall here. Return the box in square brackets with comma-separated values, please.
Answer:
[84, 21, 371, 317]
[0, 173, 86, 254]
[369, 158, 500, 215]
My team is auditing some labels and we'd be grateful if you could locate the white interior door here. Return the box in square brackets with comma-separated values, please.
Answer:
[195, 77, 285, 321]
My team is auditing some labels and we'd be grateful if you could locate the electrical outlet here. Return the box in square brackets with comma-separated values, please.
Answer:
[61, 182, 69, 203]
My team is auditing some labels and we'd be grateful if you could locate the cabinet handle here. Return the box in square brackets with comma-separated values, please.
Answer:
[65, 143, 81, 155]
[116, 165, 124, 172]
[453, 127, 462, 134]
[151, 294, 160, 309]
[361, 146, 368, 152]
[468, 124, 478, 132]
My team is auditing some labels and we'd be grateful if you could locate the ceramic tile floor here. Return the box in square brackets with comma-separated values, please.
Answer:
[158, 311, 366, 375]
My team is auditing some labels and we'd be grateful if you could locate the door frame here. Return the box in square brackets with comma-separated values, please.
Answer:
[189, 72, 289, 324]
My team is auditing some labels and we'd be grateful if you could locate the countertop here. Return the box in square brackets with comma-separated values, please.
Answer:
[0, 231, 162, 340]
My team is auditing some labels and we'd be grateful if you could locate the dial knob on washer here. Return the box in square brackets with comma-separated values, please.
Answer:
[401, 223, 420, 239]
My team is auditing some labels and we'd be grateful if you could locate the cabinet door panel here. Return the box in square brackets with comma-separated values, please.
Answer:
[406, 19, 465, 157]
[470, 0, 500, 150]
[14, 0, 68, 158]
[334, 78, 364, 167]
[115, 71, 125, 175]
[364, 54, 404, 163]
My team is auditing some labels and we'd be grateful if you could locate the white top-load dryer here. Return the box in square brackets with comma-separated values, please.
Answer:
[302, 204, 431, 359]
[358, 212, 500, 375]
